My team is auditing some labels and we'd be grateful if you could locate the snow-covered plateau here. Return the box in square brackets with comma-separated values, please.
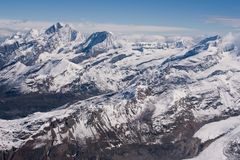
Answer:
[0, 23, 240, 160]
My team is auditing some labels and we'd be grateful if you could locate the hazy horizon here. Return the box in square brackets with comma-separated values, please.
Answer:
[0, 0, 240, 36]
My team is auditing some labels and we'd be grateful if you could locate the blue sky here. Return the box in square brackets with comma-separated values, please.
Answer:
[0, 0, 240, 35]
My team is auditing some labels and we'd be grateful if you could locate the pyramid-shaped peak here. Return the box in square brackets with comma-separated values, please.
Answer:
[86, 31, 112, 43]
[55, 22, 64, 28]
[45, 22, 64, 35]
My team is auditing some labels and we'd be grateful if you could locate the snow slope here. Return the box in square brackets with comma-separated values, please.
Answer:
[187, 116, 240, 160]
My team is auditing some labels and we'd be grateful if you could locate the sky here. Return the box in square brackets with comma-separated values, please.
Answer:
[0, 0, 240, 35]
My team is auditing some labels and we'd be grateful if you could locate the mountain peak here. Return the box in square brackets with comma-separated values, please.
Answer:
[87, 31, 112, 41]
[45, 22, 64, 35]
[77, 31, 114, 53]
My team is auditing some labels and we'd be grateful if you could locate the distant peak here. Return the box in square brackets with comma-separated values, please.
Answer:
[84, 31, 112, 45]
[88, 31, 112, 41]
[45, 22, 64, 35]
[56, 22, 64, 28]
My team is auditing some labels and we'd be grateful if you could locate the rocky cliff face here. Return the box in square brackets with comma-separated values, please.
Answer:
[0, 24, 240, 160]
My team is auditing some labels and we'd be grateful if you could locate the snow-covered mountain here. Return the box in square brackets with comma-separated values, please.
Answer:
[0, 23, 240, 160]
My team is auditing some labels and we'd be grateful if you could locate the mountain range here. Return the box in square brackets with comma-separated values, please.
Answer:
[0, 23, 240, 160]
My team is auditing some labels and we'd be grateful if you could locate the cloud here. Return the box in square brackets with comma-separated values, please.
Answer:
[0, 19, 52, 36]
[206, 16, 240, 28]
[0, 19, 51, 30]
[0, 19, 195, 36]
[72, 22, 194, 34]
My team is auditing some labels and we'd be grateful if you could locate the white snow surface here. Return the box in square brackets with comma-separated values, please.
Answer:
[187, 116, 240, 160]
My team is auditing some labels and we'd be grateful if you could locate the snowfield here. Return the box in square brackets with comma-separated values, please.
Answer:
[187, 116, 240, 160]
